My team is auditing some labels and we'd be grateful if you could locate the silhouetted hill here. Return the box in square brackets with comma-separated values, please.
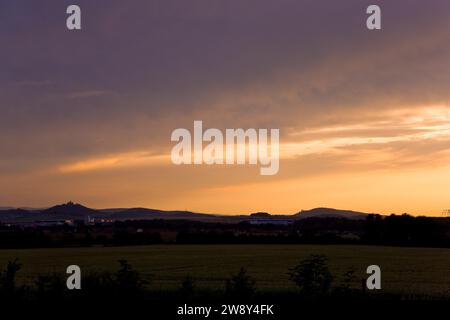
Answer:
[43, 201, 98, 216]
[250, 212, 272, 218]
[294, 207, 368, 220]
[107, 208, 216, 220]
[0, 202, 372, 225]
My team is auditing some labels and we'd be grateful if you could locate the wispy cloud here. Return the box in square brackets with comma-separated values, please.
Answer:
[58, 151, 169, 173]
[283, 106, 450, 160]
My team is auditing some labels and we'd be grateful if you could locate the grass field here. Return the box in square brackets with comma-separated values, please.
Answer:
[1, 244, 450, 296]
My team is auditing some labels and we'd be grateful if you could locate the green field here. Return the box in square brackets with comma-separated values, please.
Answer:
[1, 245, 449, 296]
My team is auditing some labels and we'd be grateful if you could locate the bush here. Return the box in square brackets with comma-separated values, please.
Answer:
[82, 271, 115, 297]
[180, 275, 196, 297]
[35, 272, 66, 299]
[115, 259, 147, 295]
[336, 267, 357, 294]
[288, 254, 333, 295]
[225, 267, 256, 299]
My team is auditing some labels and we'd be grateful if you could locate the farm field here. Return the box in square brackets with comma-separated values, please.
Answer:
[0, 244, 449, 296]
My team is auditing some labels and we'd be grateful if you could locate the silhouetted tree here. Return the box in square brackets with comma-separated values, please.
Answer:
[0, 259, 22, 297]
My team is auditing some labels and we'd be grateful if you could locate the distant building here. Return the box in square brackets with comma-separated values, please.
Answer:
[85, 216, 113, 225]
[32, 220, 67, 227]
[249, 219, 293, 226]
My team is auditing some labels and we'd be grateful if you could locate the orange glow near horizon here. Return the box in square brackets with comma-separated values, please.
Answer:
[4, 105, 444, 217]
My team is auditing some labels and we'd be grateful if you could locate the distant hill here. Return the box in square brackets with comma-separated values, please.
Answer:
[0, 202, 222, 224]
[107, 207, 217, 221]
[43, 201, 99, 216]
[0, 202, 371, 225]
[294, 207, 368, 220]
[250, 212, 272, 218]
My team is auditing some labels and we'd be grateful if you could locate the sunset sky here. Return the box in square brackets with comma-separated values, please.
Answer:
[1, 0, 450, 215]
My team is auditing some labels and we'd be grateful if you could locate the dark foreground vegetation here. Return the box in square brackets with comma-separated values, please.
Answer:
[1, 255, 449, 317]
[1, 214, 450, 248]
